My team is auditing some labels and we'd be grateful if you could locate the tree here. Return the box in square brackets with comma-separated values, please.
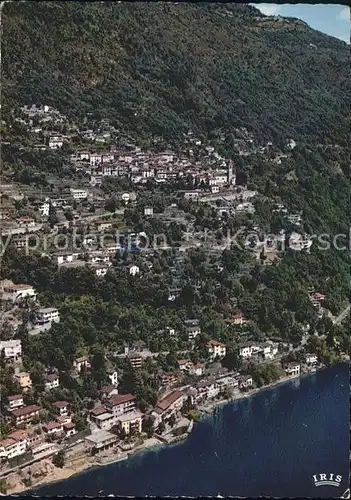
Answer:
[52, 450, 65, 468]
[64, 210, 73, 221]
[104, 198, 117, 213]
[168, 414, 176, 427]
[90, 345, 106, 388]
[221, 385, 233, 400]
[0, 479, 9, 494]
[157, 421, 166, 434]
[221, 350, 241, 371]
[142, 417, 154, 438]
[48, 203, 58, 228]
[73, 413, 87, 432]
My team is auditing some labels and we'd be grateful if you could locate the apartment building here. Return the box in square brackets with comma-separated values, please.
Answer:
[152, 390, 184, 426]
[117, 411, 143, 435]
[105, 394, 136, 418]
[70, 188, 88, 200]
[36, 307, 60, 325]
[0, 435, 27, 460]
[11, 405, 41, 425]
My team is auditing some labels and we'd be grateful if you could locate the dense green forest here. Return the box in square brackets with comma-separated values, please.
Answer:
[2, 2, 349, 143]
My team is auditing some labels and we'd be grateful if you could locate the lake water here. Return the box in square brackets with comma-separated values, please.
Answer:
[34, 363, 349, 498]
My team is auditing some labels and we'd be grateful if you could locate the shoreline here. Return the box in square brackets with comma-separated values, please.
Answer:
[7, 361, 349, 495]
[198, 368, 322, 416]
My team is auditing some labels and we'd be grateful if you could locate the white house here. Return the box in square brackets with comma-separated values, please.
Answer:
[39, 201, 50, 217]
[261, 342, 278, 360]
[48, 136, 63, 149]
[70, 188, 88, 200]
[52, 401, 69, 416]
[186, 325, 201, 340]
[63, 422, 76, 437]
[284, 363, 301, 377]
[1, 281, 37, 302]
[189, 362, 204, 377]
[7, 394, 24, 411]
[73, 356, 91, 374]
[43, 421, 63, 436]
[238, 343, 261, 358]
[89, 153, 102, 166]
[53, 252, 74, 265]
[214, 173, 228, 186]
[306, 354, 318, 365]
[90, 411, 115, 431]
[238, 375, 253, 389]
[44, 374, 60, 390]
[0, 340, 22, 360]
[129, 265, 140, 276]
[206, 340, 227, 361]
[107, 369, 118, 387]
[216, 373, 239, 393]
[184, 190, 200, 200]
[36, 307, 60, 325]
[0, 434, 27, 460]
[91, 264, 110, 277]
[177, 360, 192, 372]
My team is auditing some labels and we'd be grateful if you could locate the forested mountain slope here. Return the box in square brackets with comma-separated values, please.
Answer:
[1, 2, 349, 142]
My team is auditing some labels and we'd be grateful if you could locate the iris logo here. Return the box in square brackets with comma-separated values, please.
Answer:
[312, 473, 342, 487]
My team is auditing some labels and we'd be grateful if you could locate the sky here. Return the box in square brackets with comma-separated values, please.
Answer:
[250, 4, 350, 43]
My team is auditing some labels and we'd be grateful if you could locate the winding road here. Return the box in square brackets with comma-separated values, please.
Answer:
[333, 304, 350, 325]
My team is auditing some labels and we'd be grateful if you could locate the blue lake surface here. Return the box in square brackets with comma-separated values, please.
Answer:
[34, 363, 349, 498]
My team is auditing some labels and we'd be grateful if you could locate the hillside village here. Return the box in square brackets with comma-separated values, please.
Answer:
[0, 104, 349, 493]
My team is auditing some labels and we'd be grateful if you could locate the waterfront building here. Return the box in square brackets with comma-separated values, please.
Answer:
[85, 430, 118, 454]
[305, 354, 318, 365]
[152, 390, 184, 426]
[284, 363, 301, 377]
[238, 375, 253, 389]
[196, 378, 220, 402]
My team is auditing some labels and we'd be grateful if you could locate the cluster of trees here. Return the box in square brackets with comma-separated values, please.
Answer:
[250, 363, 283, 388]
